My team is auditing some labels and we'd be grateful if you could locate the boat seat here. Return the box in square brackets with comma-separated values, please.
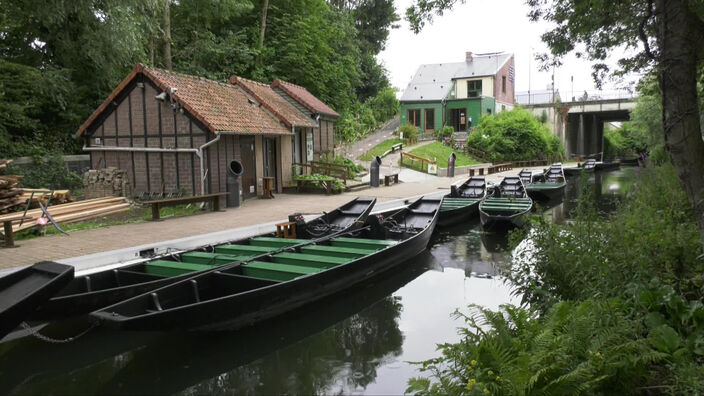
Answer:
[300, 245, 375, 259]
[331, 237, 397, 250]
[241, 261, 322, 282]
[180, 252, 244, 265]
[214, 244, 276, 255]
[272, 252, 350, 268]
[144, 260, 212, 277]
[249, 237, 309, 248]
[462, 187, 484, 197]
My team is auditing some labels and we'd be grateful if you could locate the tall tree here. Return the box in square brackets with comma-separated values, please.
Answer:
[256, 0, 269, 68]
[407, 0, 704, 246]
[162, 0, 172, 70]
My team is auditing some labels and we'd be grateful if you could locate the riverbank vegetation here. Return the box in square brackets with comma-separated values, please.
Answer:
[465, 108, 564, 163]
[0, 0, 400, 157]
[408, 164, 704, 394]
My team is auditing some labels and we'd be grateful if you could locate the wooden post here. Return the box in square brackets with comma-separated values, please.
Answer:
[152, 203, 161, 221]
[4, 220, 14, 248]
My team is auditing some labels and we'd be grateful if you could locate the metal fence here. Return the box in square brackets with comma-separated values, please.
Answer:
[516, 89, 636, 105]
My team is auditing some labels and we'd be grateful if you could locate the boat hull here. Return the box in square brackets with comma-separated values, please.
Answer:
[479, 207, 531, 228]
[526, 182, 566, 201]
[92, 201, 439, 331]
[31, 197, 376, 321]
[0, 262, 74, 338]
[438, 201, 480, 227]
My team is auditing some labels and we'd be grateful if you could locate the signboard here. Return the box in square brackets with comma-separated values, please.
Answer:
[306, 132, 314, 161]
[427, 163, 437, 174]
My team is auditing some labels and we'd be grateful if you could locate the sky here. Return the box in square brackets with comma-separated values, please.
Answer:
[378, 0, 642, 101]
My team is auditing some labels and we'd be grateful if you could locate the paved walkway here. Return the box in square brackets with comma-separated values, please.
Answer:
[336, 115, 399, 161]
[0, 164, 557, 270]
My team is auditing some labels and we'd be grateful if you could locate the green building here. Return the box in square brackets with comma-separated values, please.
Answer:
[400, 52, 516, 133]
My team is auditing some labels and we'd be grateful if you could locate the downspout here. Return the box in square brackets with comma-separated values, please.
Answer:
[196, 133, 221, 196]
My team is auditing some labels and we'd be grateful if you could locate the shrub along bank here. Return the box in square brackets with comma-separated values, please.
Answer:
[465, 107, 564, 163]
[408, 164, 704, 395]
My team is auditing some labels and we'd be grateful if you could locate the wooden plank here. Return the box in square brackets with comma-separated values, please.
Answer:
[241, 261, 321, 282]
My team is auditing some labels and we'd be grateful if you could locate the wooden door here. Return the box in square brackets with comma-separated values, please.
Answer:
[239, 136, 257, 199]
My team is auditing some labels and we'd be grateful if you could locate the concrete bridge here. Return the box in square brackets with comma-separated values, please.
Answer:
[521, 93, 636, 159]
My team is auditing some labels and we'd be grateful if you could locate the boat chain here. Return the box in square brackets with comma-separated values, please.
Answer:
[19, 321, 97, 344]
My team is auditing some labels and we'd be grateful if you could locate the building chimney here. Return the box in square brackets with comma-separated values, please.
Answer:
[466, 51, 473, 62]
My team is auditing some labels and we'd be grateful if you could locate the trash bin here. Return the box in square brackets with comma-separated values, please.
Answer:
[447, 153, 457, 177]
[226, 160, 243, 208]
[370, 156, 382, 187]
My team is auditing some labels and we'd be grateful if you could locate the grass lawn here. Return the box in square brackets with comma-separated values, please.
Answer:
[357, 138, 405, 161]
[404, 142, 480, 169]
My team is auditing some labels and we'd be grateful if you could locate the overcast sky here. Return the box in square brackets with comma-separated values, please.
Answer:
[379, 0, 642, 100]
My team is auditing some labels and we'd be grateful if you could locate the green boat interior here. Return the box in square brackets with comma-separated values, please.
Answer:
[441, 197, 480, 211]
[480, 197, 533, 215]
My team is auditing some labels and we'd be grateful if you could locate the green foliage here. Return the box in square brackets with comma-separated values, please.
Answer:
[405, 142, 479, 169]
[365, 87, 399, 122]
[399, 123, 419, 144]
[9, 155, 83, 190]
[410, 164, 704, 394]
[337, 88, 399, 143]
[293, 172, 345, 192]
[465, 107, 564, 162]
[318, 153, 365, 177]
[357, 138, 404, 161]
[434, 126, 454, 139]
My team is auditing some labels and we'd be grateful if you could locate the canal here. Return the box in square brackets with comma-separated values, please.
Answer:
[0, 168, 635, 395]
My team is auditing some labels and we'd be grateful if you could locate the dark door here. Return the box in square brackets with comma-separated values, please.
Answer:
[239, 136, 257, 199]
[449, 108, 467, 131]
[263, 137, 277, 190]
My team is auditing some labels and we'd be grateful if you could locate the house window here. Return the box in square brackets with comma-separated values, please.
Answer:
[424, 109, 435, 130]
[467, 80, 482, 97]
[408, 109, 421, 127]
[502, 76, 507, 93]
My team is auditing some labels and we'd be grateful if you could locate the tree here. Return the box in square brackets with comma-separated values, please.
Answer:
[406, 0, 704, 246]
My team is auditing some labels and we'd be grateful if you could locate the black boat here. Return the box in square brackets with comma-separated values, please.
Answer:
[438, 177, 486, 227]
[0, 262, 74, 338]
[30, 197, 376, 321]
[564, 159, 596, 175]
[479, 177, 533, 228]
[519, 169, 535, 185]
[525, 163, 567, 201]
[91, 196, 441, 331]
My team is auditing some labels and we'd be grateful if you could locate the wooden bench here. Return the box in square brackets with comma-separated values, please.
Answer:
[384, 173, 399, 186]
[147, 192, 227, 220]
[0, 213, 27, 248]
[390, 143, 403, 152]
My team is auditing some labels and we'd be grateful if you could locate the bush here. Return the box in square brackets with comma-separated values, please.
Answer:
[318, 153, 365, 177]
[365, 87, 399, 122]
[465, 107, 564, 162]
[398, 123, 419, 144]
[409, 164, 704, 394]
[335, 88, 399, 144]
[9, 154, 83, 190]
[293, 173, 345, 192]
[434, 126, 454, 140]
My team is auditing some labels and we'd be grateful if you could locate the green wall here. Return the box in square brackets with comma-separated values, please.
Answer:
[482, 97, 496, 117]
[400, 102, 443, 131]
[445, 99, 482, 130]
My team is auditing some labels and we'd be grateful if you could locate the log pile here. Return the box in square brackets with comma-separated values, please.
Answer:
[0, 196, 131, 234]
[84, 168, 131, 199]
[0, 175, 24, 213]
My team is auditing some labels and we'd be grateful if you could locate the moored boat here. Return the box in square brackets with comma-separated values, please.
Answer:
[91, 196, 441, 331]
[30, 197, 376, 321]
[0, 262, 74, 338]
[525, 163, 567, 201]
[438, 177, 487, 227]
[479, 177, 533, 228]
[564, 159, 596, 175]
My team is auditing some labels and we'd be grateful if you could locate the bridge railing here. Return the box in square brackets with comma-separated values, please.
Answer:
[516, 89, 636, 105]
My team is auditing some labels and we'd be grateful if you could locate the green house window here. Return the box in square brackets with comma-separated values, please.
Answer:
[467, 80, 482, 97]
[424, 109, 435, 130]
[408, 109, 421, 127]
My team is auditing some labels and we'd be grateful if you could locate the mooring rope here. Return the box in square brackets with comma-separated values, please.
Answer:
[20, 321, 98, 344]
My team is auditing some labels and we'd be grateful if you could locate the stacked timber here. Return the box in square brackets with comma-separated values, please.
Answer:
[0, 175, 24, 213]
[84, 168, 131, 199]
[0, 196, 131, 235]
[19, 189, 72, 208]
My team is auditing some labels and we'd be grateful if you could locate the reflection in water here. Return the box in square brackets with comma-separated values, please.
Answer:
[0, 169, 636, 395]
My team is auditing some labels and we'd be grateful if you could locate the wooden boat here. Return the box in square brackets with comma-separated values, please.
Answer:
[525, 163, 567, 201]
[91, 196, 441, 331]
[564, 159, 596, 175]
[0, 262, 74, 338]
[29, 197, 376, 321]
[479, 177, 533, 228]
[438, 177, 487, 227]
[519, 169, 534, 185]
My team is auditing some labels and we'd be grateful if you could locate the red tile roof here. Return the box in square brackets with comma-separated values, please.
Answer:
[271, 80, 339, 118]
[230, 76, 316, 128]
[77, 64, 290, 137]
